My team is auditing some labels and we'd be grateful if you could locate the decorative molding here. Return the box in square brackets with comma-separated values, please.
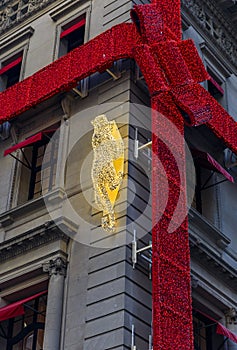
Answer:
[0, 195, 46, 227]
[182, 0, 237, 70]
[49, 0, 89, 22]
[0, 214, 13, 227]
[0, 25, 34, 53]
[189, 235, 237, 290]
[43, 256, 67, 276]
[0, 0, 55, 34]
[0, 222, 69, 262]
[225, 308, 237, 324]
[199, 41, 232, 79]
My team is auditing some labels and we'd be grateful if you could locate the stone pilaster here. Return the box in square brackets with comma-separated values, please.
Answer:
[225, 308, 237, 350]
[43, 257, 67, 350]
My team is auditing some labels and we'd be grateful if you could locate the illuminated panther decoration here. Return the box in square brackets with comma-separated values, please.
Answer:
[91, 115, 124, 232]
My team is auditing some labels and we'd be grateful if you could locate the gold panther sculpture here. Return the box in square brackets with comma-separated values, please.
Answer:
[91, 115, 124, 232]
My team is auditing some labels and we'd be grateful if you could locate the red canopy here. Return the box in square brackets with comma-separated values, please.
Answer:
[0, 56, 22, 76]
[209, 76, 224, 96]
[191, 149, 234, 183]
[4, 130, 55, 157]
[216, 322, 237, 343]
[0, 291, 47, 322]
[195, 309, 237, 344]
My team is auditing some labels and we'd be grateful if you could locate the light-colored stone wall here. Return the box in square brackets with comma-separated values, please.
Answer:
[0, 0, 237, 349]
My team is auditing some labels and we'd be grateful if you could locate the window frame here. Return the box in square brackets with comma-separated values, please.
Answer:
[0, 52, 23, 90]
[0, 293, 47, 350]
[52, 3, 91, 60]
[206, 66, 226, 107]
[28, 132, 58, 200]
[0, 26, 34, 92]
[199, 42, 231, 111]
[8, 125, 60, 207]
[58, 15, 86, 58]
[193, 312, 213, 350]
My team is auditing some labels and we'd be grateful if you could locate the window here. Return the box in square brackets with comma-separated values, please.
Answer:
[58, 16, 86, 57]
[0, 52, 23, 91]
[193, 313, 213, 350]
[4, 127, 59, 204]
[190, 148, 234, 214]
[200, 42, 231, 110]
[28, 133, 58, 200]
[0, 293, 47, 350]
[0, 26, 34, 92]
[193, 310, 230, 350]
[207, 70, 225, 105]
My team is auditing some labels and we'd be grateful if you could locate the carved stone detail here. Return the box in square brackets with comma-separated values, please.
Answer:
[225, 308, 237, 324]
[0, 224, 68, 262]
[182, 0, 237, 68]
[0, 0, 55, 34]
[191, 275, 199, 289]
[43, 257, 67, 276]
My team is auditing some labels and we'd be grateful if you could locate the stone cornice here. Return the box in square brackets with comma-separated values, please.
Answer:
[190, 233, 237, 290]
[182, 0, 237, 71]
[0, 222, 69, 262]
[189, 207, 231, 250]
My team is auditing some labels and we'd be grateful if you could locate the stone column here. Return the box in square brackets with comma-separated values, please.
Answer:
[43, 257, 67, 350]
[225, 308, 237, 350]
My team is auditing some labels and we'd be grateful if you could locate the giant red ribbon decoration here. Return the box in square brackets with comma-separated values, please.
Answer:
[1, 1, 237, 349]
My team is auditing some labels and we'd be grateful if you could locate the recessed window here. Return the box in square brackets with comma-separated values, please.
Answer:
[28, 133, 58, 200]
[4, 127, 59, 204]
[58, 16, 86, 57]
[190, 148, 234, 214]
[0, 292, 47, 350]
[0, 53, 23, 91]
[193, 314, 212, 350]
[206, 69, 225, 105]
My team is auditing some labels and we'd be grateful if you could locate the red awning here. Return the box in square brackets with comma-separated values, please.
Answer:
[4, 130, 55, 157]
[195, 309, 237, 344]
[209, 76, 224, 96]
[191, 149, 234, 183]
[60, 18, 86, 39]
[216, 322, 237, 343]
[0, 291, 47, 322]
[0, 56, 22, 76]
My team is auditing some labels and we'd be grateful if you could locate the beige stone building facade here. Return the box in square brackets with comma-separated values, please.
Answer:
[0, 0, 237, 349]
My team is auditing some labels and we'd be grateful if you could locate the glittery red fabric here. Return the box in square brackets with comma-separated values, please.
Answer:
[0, 23, 141, 122]
[152, 92, 193, 350]
[150, 0, 182, 39]
[1, 1, 237, 349]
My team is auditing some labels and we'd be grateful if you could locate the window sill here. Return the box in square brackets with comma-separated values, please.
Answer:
[0, 195, 46, 228]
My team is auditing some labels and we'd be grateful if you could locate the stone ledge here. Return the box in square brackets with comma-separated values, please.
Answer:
[0, 221, 69, 262]
[188, 207, 231, 250]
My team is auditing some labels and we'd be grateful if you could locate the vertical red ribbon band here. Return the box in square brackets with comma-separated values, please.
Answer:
[152, 94, 193, 350]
